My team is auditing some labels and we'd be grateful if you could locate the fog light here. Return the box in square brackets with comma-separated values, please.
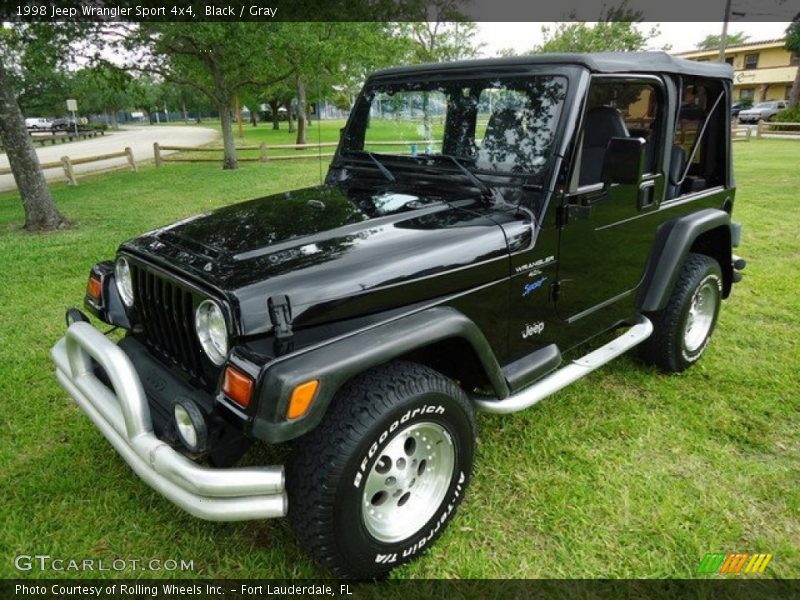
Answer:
[173, 399, 208, 453]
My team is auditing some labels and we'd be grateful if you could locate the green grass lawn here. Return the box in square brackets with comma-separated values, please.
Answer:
[0, 138, 797, 579]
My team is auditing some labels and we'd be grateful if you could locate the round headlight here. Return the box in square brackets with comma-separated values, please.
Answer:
[195, 300, 228, 365]
[115, 256, 134, 307]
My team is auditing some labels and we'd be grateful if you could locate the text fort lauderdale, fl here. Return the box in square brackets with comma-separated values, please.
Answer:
[16, 583, 353, 597]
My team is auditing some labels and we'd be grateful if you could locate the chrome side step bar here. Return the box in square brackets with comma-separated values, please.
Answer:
[473, 315, 653, 414]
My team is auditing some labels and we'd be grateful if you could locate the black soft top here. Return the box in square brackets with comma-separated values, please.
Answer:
[370, 52, 733, 81]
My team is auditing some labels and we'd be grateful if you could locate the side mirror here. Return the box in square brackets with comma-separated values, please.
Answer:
[601, 137, 646, 186]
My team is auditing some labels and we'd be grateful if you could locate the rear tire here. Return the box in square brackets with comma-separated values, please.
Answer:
[287, 361, 476, 579]
[640, 253, 722, 372]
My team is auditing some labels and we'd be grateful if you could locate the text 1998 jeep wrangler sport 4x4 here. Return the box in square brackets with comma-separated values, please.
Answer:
[52, 53, 745, 578]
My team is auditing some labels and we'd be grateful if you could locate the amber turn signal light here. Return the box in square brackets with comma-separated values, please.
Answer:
[223, 366, 254, 408]
[287, 380, 319, 420]
[86, 275, 102, 303]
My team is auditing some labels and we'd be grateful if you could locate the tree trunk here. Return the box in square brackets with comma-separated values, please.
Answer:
[269, 100, 280, 129]
[235, 93, 244, 139]
[287, 102, 295, 133]
[250, 109, 258, 127]
[789, 67, 800, 108]
[0, 61, 68, 231]
[110, 109, 119, 130]
[295, 78, 307, 145]
[219, 103, 238, 170]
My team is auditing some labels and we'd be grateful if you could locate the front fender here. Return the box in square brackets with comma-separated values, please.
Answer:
[249, 306, 508, 444]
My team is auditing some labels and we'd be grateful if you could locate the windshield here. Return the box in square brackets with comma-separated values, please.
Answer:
[343, 75, 568, 179]
[754, 102, 777, 109]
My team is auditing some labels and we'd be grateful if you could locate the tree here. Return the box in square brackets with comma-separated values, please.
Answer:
[264, 83, 294, 131]
[393, 2, 482, 142]
[696, 31, 749, 51]
[397, 0, 483, 64]
[534, 5, 661, 53]
[268, 23, 400, 145]
[71, 64, 132, 129]
[127, 74, 162, 123]
[0, 23, 82, 231]
[119, 24, 293, 169]
[787, 16, 800, 108]
[0, 60, 67, 230]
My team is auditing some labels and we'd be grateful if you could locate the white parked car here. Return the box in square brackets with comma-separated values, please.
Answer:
[25, 117, 54, 130]
[738, 101, 788, 124]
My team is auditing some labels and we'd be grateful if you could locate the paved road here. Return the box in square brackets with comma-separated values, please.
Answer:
[0, 126, 218, 191]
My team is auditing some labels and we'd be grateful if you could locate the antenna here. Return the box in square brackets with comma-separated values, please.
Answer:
[317, 77, 323, 185]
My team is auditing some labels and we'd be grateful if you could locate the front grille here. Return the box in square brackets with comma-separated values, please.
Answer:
[131, 264, 205, 383]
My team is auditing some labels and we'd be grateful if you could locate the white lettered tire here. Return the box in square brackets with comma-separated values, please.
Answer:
[287, 361, 476, 579]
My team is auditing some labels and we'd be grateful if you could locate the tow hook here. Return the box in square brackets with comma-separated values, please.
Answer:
[732, 254, 746, 283]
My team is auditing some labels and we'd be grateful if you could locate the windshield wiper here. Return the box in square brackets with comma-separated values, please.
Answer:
[359, 151, 395, 183]
[435, 154, 494, 202]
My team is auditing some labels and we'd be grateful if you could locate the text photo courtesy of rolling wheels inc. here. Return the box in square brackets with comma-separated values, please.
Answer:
[1, 2, 799, 598]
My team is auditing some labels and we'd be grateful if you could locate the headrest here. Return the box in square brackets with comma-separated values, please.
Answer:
[583, 106, 629, 147]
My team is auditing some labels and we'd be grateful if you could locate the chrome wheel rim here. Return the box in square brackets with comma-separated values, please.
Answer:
[684, 280, 717, 352]
[361, 421, 455, 543]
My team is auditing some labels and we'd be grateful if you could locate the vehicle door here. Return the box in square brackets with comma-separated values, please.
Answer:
[555, 76, 667, 330]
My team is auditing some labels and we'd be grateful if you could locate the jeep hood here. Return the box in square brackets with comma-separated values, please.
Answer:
[123, 185, 510, 335]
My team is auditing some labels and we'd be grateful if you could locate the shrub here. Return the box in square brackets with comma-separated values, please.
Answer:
[775, 105, 800, 123]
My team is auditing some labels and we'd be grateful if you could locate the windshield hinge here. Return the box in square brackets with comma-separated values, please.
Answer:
[268, 295, 294, 355]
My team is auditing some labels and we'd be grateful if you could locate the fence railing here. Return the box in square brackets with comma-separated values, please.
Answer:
[153, 140, 454, 166]
[755, 121, 800, 138]
[28, 129, 105, 148]
[153, 141, 341, 165]
[0, 146, 136, 186]
[731, 127, 752, 142]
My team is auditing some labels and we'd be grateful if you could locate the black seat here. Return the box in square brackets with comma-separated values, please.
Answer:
[477, 108, 527, 172]
[579, 106, 629, 186]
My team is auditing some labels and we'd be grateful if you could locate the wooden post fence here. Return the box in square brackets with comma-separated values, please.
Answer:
[754, 120, 800, 138]
[0, 147, 139, 186]
[125, 146, 137, 172]
[61, 156, 76, 185]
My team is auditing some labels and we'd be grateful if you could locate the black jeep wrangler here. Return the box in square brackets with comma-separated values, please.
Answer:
[52, 53, 745, 578]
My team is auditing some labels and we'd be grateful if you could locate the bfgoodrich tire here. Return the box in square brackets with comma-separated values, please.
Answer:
[287, 361, 476, 579]
[640, 253, 722, 372]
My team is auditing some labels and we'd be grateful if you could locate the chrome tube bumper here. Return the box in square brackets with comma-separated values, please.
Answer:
[51, 322, 286, 521]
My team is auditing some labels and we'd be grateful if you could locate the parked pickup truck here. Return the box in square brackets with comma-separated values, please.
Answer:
[25, 117, 54, 130]
[52, 53, 745, 579]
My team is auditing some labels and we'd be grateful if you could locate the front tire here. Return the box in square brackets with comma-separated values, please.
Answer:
[640, 253, 722, 372]
[287, 361, 476, 579]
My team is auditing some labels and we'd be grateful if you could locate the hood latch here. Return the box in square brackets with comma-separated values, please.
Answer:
[268, 295, 294, 356]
